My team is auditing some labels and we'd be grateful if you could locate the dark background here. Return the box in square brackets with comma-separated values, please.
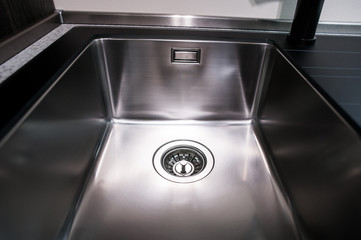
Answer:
[0, 0, 55, 41]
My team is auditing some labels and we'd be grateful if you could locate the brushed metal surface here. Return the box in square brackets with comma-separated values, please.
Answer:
[68, 123, 299, 240]
[1, 36, 361, 240]
[96, 39, 267, 120]
[257, 49, 361, 239]
[0, 44, 107, 240]
[61, 11, 361, 35]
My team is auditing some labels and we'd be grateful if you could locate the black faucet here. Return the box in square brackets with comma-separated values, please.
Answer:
[287, 0, 325, 44]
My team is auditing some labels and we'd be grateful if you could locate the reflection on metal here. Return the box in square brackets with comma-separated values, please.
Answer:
[61, 11, 361, 35]
[1, 35, 361, 240]
[69, 123, 298, 240]
[94, 38, 266, 120]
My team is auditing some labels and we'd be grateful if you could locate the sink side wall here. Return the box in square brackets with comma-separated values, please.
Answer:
[0, 44, 108, 240]
[257, 49, 361, 240]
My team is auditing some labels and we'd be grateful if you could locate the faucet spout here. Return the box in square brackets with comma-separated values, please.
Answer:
[287, 0, 325, 44]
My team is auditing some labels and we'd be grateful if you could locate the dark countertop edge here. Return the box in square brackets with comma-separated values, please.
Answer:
[0, 12, 61, 65]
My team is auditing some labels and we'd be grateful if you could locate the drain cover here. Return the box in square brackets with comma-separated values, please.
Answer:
[153, 140, 214, 183]
[162, 146, 206, 177]
[173, 160, 195, 176]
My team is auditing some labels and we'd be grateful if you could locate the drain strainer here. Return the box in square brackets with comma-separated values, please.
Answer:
[163, 146, 206, 177]
[153, 140, 214, 183]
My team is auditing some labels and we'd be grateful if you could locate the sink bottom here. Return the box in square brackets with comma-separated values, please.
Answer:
[68, 121, 299, 240]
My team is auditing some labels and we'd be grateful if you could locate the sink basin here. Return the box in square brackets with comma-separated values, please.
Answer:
[1, 36, 361, 240]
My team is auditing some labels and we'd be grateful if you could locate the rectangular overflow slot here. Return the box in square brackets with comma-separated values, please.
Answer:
[171, 48, 201, 63]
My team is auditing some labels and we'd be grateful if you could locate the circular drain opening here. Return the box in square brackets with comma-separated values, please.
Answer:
[153, 140, 214, 183]
[162, 147, 206, 177]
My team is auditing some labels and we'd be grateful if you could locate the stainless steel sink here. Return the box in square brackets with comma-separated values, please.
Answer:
[1, 37, 361, 240]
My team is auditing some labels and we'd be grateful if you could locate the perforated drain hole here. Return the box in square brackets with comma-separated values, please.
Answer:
[153, 140, 214, 183]
[162, 147, 206, 177]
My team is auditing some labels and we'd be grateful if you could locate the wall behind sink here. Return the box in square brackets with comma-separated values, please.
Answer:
[53, 0, 361, 23]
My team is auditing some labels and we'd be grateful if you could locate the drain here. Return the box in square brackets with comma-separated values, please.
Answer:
[153, 140, 214, 183]
[162, 147, 206, 177]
